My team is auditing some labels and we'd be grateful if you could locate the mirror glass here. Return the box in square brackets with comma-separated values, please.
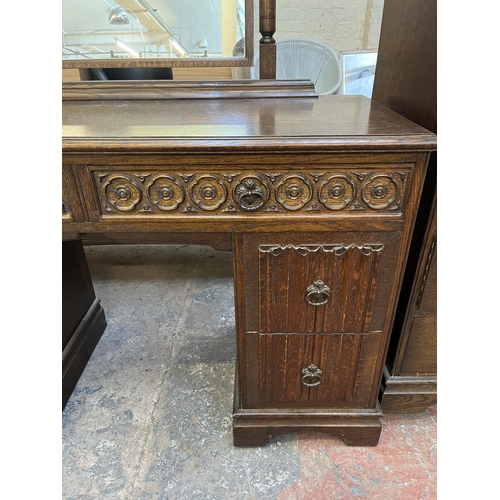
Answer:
[62, 0, 249, 66]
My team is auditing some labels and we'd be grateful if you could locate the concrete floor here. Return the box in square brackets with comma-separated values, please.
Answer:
[62, 244, 437, 500]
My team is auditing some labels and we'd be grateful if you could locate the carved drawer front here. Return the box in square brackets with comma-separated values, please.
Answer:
[236, 232, 404, 409]
[239, 232, 401, 334]
[258, 243, 385, 334]
[247, 330, 383, 408]
[91, 167, 411, 218]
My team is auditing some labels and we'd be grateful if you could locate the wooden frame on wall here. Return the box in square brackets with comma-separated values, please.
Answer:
[62, 0, 254, 69]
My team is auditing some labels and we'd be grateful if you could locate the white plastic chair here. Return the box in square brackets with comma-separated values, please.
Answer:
[250, 38, 342, 95]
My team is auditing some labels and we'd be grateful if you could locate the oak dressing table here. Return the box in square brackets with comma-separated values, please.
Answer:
[62, 79, 436, 446]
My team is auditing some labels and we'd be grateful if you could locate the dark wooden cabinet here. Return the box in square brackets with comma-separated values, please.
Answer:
[62, 82, 436, 444]
[62, 239, 106, 409]
[372, 0, 437, 412]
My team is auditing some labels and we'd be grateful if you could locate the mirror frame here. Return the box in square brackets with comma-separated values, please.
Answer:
[62, 0, 254, 69]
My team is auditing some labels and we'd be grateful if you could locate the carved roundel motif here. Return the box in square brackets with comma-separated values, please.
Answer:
[361, 174, 401, 209]
[147, 175, 185, 211]
[276, 175, 312, 211]
[103, 175, 142, 211]
[191, 175, 227, 211]
[318, 174, 355, 210]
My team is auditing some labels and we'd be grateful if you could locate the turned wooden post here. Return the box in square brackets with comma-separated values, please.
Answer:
[259, 0, 276, 79]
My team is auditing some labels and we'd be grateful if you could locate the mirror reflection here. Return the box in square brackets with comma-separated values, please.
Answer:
[62, 0, 246, 61]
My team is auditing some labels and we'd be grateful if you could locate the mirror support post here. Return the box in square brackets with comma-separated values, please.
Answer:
[259, 0, 276, 79]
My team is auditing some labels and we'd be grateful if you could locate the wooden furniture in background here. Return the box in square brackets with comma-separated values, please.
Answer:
[371, 0, 437, 413]
[62, 239, 106, 409]
[62, 81, 436, 445]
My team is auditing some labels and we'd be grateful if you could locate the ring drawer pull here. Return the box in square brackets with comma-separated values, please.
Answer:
[306, 280, 331, 306]
[301, 364, 323, 387]
[235, 179, 266, 211]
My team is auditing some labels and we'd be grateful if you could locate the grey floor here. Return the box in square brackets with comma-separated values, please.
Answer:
[62, 244, 437, 500]
[62, 244, 300, 499]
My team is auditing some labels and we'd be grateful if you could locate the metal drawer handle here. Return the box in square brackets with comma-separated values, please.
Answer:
[306, 280, 331, 306]
[301, 364, 323, 387]
[235, 179, 266, 211]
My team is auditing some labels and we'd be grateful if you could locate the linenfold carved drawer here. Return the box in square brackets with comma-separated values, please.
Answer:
[90, 166, 413, 218]
[255, 331, 383, 407]
[256, 243, 385, 333]
[234, 231, 403, 412]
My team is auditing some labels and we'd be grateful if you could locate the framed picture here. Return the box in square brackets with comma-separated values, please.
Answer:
[339, 50, 378, 97]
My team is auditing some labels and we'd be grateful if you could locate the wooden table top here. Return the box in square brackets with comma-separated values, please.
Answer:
[62, 95, 437, 153]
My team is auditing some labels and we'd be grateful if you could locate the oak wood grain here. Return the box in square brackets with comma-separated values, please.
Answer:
[62, 90, 435, 445]
[372, 0, 437, 413]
